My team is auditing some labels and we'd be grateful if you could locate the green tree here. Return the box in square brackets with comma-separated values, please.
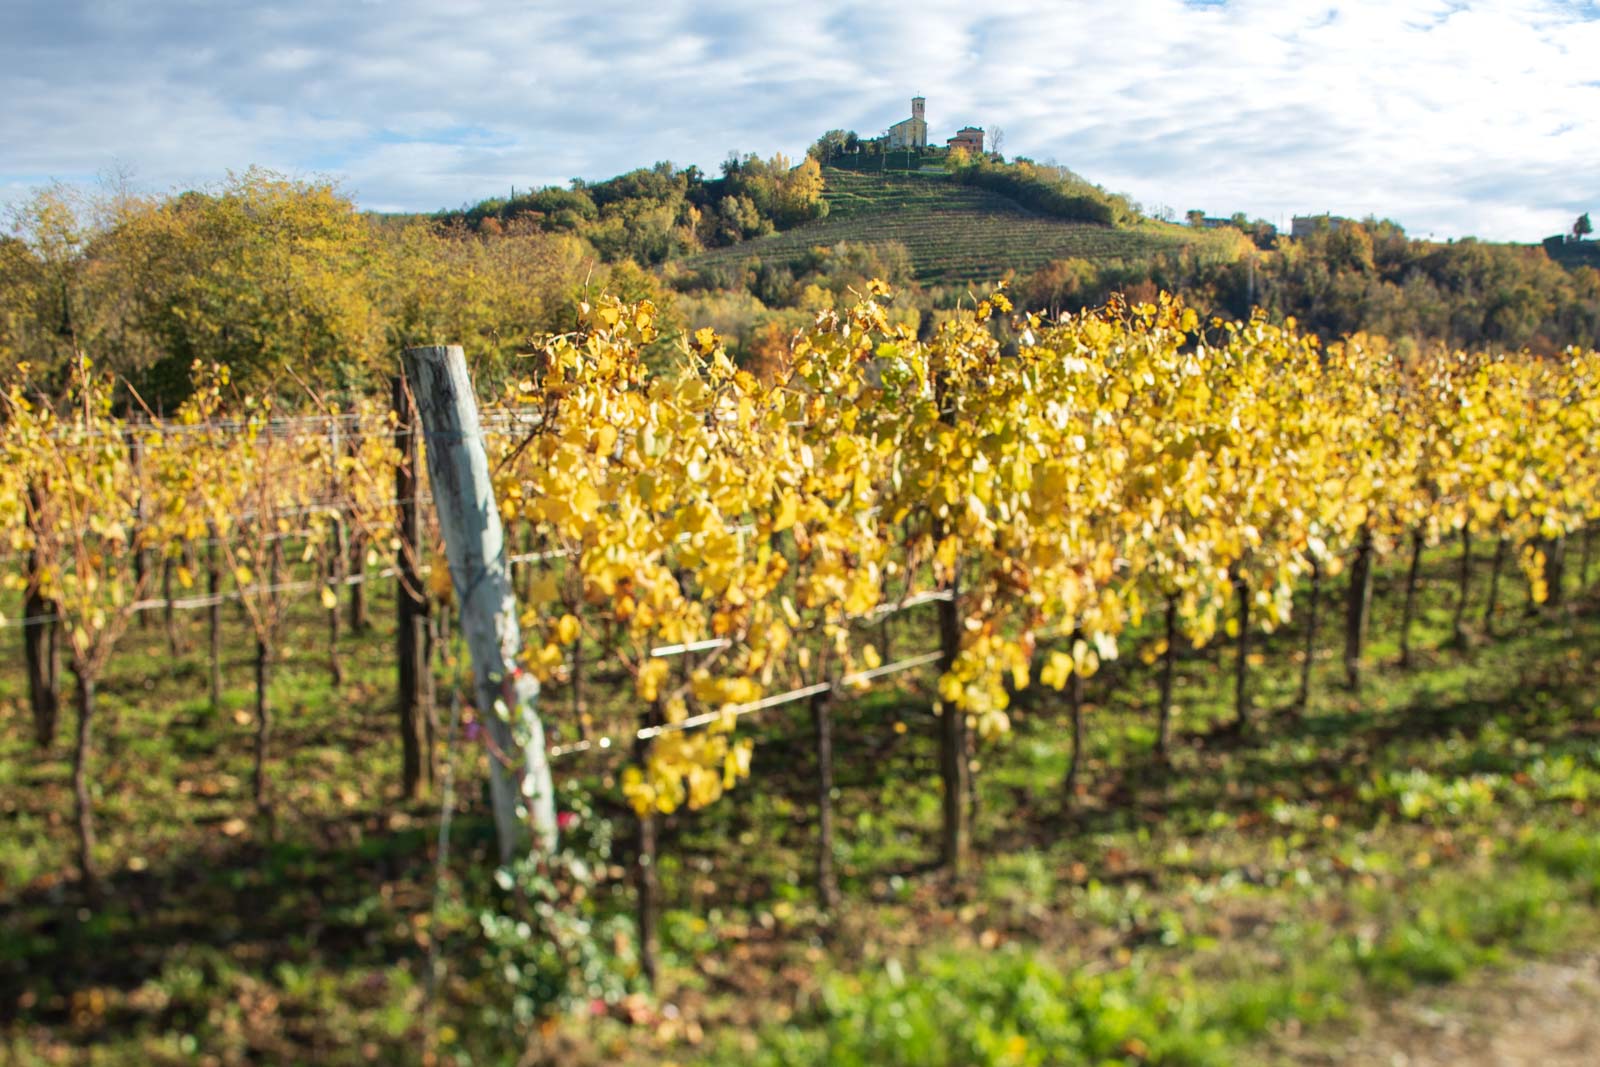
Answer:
[1576, 212, 1593, 241]
[127, 168, 383, 405]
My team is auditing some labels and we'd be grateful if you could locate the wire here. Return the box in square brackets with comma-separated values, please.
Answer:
[544, 649, 942, 761]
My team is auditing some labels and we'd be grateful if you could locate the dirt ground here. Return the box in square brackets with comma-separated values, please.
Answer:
[1257, 953, 1600, 1066]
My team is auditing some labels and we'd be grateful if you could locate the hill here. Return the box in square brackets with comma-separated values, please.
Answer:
[680, 169, 1193, 287]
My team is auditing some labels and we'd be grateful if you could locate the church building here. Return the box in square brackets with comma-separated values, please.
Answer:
[885, 97, 929, 150]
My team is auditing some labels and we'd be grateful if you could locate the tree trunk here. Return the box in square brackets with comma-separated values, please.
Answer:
[572, 620, 588, 741]
[519, 526, 537, 603]
[811, 692, 840, 911]
[327, 516, 345, 686]
[1064, 657, 1085, 798]
[1544, 536, 1567, 610]
[1580, 526, 1593, 590]
[1156, 599, 1178, 759]
[347, 529, 368, 634]
[254, 635, 272, 815]
[1297, 555, 1321, 713]
[162, 556, 182, 657]
[1399, 530, 1424, 667]
[23, 583, 60, 750]
[71, 667, 97, 893]
[1485, 536, 1507, 636]
[1233, 577, 1251, 730]
[395, 375, 430, 799]
[1450, 525, 1472, 644]
[634, 701, 662, 987]
[207, 527, 223, 713]
[1344, 530, 1374, 691]
[23, 482, 61, 748]
[937, 571, 969, 874]
[129, 428, 148, 630]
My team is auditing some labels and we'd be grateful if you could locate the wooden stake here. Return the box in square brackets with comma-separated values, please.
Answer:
[402, 345, 557, 862]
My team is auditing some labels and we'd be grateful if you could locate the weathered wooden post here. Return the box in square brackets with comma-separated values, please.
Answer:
[401, 346, 558, 863]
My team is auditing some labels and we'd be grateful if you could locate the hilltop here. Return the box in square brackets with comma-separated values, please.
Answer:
[680, 168, 1194, 287]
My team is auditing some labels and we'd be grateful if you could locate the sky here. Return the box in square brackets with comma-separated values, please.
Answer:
[2, 0, 1597, 242]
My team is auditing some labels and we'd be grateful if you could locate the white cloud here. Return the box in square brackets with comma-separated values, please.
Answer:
[1, 0, 1596, 239]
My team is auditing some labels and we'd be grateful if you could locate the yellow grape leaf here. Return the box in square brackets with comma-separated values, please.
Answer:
[773, 492, 799, 533]
[637, 659, 671, 702]
[1040, 651, 1073, 691]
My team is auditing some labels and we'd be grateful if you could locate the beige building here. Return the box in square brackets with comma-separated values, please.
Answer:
[885, 97, 929, 149]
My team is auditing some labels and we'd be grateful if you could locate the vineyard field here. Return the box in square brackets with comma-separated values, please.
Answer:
[681, 169, 1188, 285]
[4, 290, 1600, 1065]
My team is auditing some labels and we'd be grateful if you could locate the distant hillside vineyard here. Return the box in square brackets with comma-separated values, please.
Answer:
[681, 169, 1191, 287]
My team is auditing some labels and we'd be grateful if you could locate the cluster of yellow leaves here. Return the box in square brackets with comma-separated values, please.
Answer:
[493, 288, 1600, 817]
[0, 359, 407, 673]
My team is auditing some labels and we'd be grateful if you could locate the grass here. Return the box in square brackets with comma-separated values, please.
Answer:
[3, 544, 1600, 1064]
[680, 169, 1194, 286]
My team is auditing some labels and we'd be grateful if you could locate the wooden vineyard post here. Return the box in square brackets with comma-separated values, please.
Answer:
[401, 345, 558, 864]
[394, 375, 432, 799]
